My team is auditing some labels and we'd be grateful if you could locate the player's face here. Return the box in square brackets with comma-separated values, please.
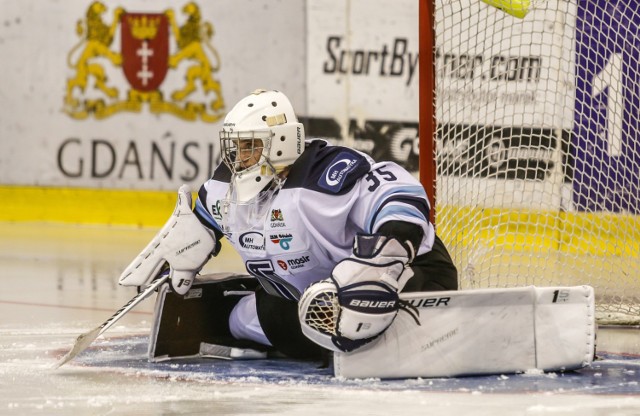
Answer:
[236, 138, 264, 170]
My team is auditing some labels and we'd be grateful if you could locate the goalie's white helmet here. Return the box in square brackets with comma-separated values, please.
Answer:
[220, 89, 305, 202]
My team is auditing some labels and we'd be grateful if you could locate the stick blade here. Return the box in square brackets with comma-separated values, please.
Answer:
[53, 326, 102, 369]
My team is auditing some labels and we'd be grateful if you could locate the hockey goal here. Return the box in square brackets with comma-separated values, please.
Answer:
[420, 0, 640, 324]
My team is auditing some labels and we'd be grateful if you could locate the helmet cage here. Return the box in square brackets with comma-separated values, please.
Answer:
[220, 129, 276, 176]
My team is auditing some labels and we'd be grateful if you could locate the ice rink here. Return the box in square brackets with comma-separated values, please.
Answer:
[1, 222, 639, 415]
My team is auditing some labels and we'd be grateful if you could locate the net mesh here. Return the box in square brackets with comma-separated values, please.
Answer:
[433, 0, 640, 324]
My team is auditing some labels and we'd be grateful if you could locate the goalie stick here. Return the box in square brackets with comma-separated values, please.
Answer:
[54, 273, 170, 369]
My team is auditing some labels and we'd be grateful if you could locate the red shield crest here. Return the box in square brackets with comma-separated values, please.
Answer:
[121, 13, 169, 92]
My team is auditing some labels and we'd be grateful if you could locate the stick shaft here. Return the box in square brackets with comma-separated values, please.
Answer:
[97, 275, 169, 336]
[55, 275, 169, 369]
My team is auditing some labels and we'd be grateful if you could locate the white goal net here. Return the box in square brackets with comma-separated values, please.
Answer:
[431, 0, 640, 324]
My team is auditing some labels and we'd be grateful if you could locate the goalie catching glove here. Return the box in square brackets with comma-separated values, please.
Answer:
[299, 233, 415, 353]
[118, 185, 217, 295]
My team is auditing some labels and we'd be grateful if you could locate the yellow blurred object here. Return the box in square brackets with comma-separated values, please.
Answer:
[480, 0, 531, 19]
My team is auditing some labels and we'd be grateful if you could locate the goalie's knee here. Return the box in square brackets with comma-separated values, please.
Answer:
[229, 294, 272, 346]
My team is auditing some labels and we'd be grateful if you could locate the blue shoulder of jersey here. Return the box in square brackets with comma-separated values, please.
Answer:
[284, 140, 371, 195]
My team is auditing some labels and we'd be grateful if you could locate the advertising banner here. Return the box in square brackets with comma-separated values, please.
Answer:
[574, 0, 640, 213]
[306, 0, 421, 171]
[0, 0, 305, 190]
[435, 0, 575, 129]
[434, 0, 576, 210]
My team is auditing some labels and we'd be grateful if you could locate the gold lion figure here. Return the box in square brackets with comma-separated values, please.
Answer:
[65, 1, 124, 108]
[166, 3, 224, 110]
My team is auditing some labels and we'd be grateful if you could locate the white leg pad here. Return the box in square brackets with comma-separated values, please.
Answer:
[333, 285, 595, 379]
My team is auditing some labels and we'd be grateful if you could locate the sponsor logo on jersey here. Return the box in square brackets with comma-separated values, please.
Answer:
[318, 152, 360, 192]
[64, 2, 225, 122]
[285, 255, 311, 270]
[239, 231, 265, 251]
[277, 260, 288, 271]
[211, 200, 222, 221]
[270, 209, 286, 228]
[276, 253, 314, 272]
[270, 233, 293, 250]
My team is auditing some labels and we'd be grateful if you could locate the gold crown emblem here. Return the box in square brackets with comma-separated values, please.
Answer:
[128, 16, 160, 40]
[65, 3, 226, 123]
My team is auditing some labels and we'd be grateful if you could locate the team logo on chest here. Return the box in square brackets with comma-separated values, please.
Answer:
[270, 233, 293, 250]
[270, 209, 286, 228]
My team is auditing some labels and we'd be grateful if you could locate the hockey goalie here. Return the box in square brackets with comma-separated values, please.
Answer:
[119, 90, 595, 378]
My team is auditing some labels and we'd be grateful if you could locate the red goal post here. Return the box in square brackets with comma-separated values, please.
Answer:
[419, 0, 437, 225]
[419, 0, 640, 324]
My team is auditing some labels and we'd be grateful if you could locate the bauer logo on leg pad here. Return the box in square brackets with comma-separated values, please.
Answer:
[408, 297, 451, 308]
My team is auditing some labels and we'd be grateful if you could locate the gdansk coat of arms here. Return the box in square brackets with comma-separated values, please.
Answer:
[64, 1, 224, 122]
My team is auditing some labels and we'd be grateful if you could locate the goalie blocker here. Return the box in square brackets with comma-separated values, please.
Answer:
[148, 273, 595, 378]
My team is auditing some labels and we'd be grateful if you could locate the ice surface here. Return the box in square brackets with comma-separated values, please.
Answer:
[1, 223, 640, 415]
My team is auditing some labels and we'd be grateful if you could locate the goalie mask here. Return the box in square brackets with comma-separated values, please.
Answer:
[220, 89, 305, 203]
[219, 89, 305, 233]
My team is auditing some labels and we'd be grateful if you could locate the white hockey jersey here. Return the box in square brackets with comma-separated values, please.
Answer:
[195, 140, 435, 301]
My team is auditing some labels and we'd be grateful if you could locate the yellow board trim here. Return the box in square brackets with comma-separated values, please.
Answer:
[438, 205, 640, 257]
[0, 186, 180, 228]
[2, 186, 638, 259]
